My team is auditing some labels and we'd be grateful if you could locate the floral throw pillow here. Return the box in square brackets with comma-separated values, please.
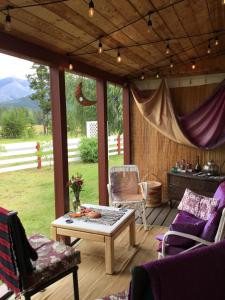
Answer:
[178, 188, 218, 221]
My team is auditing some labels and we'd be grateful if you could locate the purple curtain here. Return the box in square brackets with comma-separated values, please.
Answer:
[178, 80, 225, 149]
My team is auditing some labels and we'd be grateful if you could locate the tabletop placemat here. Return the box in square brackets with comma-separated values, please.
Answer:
[65, 208, 127, 226]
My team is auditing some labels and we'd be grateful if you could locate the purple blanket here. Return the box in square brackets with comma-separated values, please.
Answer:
[143, 240, 225, 300]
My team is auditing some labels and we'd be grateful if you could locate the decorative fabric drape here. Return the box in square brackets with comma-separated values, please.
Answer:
[178, 80, 225, 149]
[131, 80, 195, 148]
[131, 79, 225, 149]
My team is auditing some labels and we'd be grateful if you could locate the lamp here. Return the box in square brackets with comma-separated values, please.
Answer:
[88, 0, 94, 17]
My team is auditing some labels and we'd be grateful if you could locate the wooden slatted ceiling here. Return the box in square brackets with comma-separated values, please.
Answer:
[0, 0, 225, 79]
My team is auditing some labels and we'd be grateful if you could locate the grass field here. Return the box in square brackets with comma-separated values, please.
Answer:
[0, 155, 123, 237]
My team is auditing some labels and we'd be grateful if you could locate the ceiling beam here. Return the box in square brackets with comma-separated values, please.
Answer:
[0, 31, 125, 86]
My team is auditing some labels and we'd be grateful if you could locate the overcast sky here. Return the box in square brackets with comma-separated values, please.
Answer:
[0, 53, 34, 79]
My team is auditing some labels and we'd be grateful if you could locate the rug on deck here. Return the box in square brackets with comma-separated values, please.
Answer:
[96, 290, 129, 300]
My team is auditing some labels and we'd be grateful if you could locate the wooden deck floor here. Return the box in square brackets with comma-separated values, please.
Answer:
[7, 225, 167, 300]
[136, 201, 178, 227]
[5, 203, 177, 300]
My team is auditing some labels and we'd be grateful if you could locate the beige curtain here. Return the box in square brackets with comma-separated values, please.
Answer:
[131, 79, 196, 148]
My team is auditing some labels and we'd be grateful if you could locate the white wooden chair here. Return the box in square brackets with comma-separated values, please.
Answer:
[108, 165, 147, 230]
[159, 207, 225, 259]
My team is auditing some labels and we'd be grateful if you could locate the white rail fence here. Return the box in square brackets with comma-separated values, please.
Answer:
[0, 136, 123, 173]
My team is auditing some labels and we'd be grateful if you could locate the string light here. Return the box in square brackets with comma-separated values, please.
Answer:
[215, 37, 219, 46]
[88, 0, 94, 17]
[69, 63, 73, 71]
[207, 41, 211, 54]
[67, 54, 73, 70]
[156, 72, 160, 79]
[166, 43, 170, 55]
[147, 13, 152, 32]
[117, 49, 122, 63]
[141, 72, 145, 80]
[98, 41, 103, 54]
[5, 7, 11, 32]
[170, 58, 174, 68]
[192, 61, 196, 70]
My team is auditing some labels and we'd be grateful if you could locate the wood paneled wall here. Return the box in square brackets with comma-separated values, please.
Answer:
[131, 82, 225, 199]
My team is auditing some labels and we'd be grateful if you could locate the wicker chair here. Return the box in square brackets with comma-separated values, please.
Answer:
[108, 165, 147, 230]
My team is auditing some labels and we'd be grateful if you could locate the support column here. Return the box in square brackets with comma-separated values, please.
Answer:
[96, 79, 109, 206]
[123, 86, 131, 164]
[50, 67, 69, 218]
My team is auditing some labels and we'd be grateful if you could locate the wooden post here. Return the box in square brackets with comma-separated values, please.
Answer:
[123, 86, 131, 164]
[96, 79, 109, 206]
[36, 142, 42, 169]
[50, 67, 69, 218]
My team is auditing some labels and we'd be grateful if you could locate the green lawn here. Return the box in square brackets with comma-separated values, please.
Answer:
[0, 155, 123, 237]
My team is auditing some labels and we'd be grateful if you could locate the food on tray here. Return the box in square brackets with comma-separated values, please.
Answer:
[68, 212, 83, 218]
[87, 211, 101, 219]
[67, 207, 102, 219]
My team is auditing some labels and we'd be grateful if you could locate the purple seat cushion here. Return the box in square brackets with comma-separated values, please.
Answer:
[168, 221, 206, 247]
[201, 181, 225, 241]
[214, 181, 225, 208]
[166, 211, 206, 247]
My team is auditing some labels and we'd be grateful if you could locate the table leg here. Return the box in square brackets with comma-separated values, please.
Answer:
[129, 218, 136, 247]
[51, 226, 60, 241]
[105, 236, 114, 274]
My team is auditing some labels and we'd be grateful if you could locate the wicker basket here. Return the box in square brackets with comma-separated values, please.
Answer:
[145, 181, 162, 208]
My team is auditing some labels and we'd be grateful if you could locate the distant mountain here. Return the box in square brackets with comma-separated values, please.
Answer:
[0, 77, 33, 103]
[0, 95, 39, 110]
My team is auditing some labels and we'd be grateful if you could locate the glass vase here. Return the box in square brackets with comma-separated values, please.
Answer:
[73, 192, 81, 212]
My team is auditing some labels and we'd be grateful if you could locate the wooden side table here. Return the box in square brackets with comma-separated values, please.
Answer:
[167, 172, 225, 207]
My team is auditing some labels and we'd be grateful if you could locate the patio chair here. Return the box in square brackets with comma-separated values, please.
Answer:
[157, 181, 225, 258]
[108, 165, 147, 230]
[0, 207, 80, 300]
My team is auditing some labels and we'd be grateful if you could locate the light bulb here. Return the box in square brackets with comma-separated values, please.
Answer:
[147, 13, 152, 32]
[192, 62, 196, 70]
[170, 59, 174, 68]
[207, 45, 211, 54]
[89, 0, 94, 17]
[98, 41, 103, 54]
[141, 73, 145, 80]
[166, 44, 170, 55]
[117, 49, 121, 63]
[215, 37, 219, 46]
[5, 13, 11, 32]
[156, 73, 159, 79]
[69, 63, 73, 71]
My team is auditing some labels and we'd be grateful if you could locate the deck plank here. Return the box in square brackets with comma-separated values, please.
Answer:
[152, 203, 172, 226]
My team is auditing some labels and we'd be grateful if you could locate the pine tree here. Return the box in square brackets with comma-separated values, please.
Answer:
[27, 64, 51, 134]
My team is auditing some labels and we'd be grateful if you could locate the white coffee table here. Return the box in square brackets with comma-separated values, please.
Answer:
[51, 204, 136, 274]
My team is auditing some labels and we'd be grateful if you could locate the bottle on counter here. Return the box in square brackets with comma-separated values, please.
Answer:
[194, 156, 201, 172]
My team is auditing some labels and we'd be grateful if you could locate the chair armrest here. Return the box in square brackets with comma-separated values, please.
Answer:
[161, 230, 212, 257]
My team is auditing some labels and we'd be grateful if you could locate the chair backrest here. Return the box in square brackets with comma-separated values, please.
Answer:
[109, 165, 140, 195]
[7, 211, 38, 289]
